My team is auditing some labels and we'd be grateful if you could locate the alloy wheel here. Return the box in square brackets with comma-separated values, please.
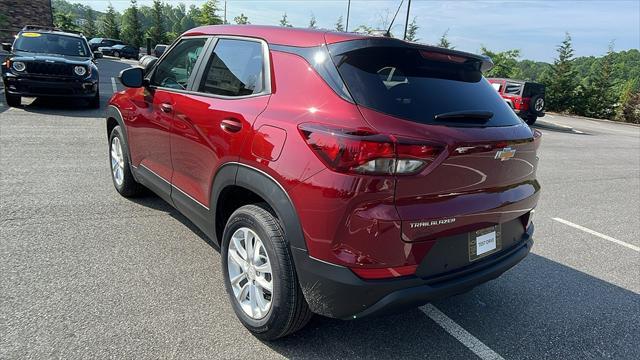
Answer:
[227, 227, 273, 319]
[110, 137, 125, 186]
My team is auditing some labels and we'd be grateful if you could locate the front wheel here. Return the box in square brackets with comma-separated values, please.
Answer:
[109, 125, 141, 197]
[113, 51, 120, 58]
[221, 204, 312, 340]
[88, 90, 100, 109]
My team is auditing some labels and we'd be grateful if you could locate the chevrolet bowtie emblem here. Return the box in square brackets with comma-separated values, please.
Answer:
[495, 147, 516, 161]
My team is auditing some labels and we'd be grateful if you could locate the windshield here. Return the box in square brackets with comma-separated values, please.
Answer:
[330, 45, 522, 127]
[14, 32, 90, 57]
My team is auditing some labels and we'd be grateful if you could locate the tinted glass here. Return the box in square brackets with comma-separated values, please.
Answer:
[331, 46, 522, 127]
[505, 82, 523, 95]
[198, 39, 264, 97]
[14, 33, 89, 57]
[151, 38, 206, 90]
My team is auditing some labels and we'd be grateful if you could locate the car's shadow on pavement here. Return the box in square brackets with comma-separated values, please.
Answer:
[16, 96, 107, 119]
[126, 191, 220, 251]
[264, 254, 638, 359]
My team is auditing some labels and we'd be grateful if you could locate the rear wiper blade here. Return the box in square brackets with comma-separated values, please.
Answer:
[434, 110, 494, 122]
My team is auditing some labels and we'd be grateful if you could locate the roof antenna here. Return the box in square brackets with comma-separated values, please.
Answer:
[386, 0, 405, 37]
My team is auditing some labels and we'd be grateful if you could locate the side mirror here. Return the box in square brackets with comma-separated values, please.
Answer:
[93, 50, 103, 59]
[1, 43, 11, 52]
[119, 67, 144, 88]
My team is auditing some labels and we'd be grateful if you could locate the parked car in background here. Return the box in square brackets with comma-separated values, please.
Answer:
[107, 25, 540, 340]
[488, 78, 545, 125]
[2, 25, 100, 108]
[153, 44, 168, 57]
[88, 37, 124, 52]
[99, 44, 139, 59]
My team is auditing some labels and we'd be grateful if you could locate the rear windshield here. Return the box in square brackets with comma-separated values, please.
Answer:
[14, 32, 89, 57]
[330, 45, 522, 127]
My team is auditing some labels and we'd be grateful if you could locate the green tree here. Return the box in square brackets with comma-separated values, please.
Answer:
[101, 3, 120, 39]
[234, 13, 249, 25]
[354, 24, 374, 34]
[437, 29, 453, 49]
[81, 8, 97, 38]
[335, 15, 344, 31]
[405, 17, 419, 42]
[197, 0, 222, 25]
[54, 11, 79, 32]
[308, 13, 317, 29]
[147, 0, 165, 45]
[545, 32, 578, 112]
[615, 79, 640, 123]
[279, 13, 292, 27]
[121, 0, 143, 48]
[481, 47, 521, 78]
[584, 42, 617, 118]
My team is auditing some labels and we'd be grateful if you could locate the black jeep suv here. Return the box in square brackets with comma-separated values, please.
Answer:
[2, 26, 100, 108]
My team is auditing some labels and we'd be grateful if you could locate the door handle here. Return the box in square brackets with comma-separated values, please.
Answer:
[160, 103, 173, 113]
[220, 118, 242, 133]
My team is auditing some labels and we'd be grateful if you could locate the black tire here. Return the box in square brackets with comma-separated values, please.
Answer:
[108, 125, 141, 197]
[113, 51, 120, 58]
[4, 90, 20, 107]
[89, 90, 100, 109]
[530, 94, 545, 116]
[221, 204, 312, 340]
[526, 115, 537, 125]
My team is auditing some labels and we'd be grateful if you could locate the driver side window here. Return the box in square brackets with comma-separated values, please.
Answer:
[151, 38, 206, 90]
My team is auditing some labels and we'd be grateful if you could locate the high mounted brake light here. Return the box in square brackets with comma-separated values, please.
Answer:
[298, 123, 443, 175]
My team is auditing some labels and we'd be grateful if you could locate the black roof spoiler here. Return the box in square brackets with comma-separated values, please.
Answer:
[328, 37, 494, 73]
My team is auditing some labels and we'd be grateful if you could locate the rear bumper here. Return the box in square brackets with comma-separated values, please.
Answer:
[3, 74, 98, 98]
[517, 109, 545, 118]
[293, 224, 534, 319]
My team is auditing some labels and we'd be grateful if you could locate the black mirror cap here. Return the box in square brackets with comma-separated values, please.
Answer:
[1, 43, 11, 52]
[93, 50, 103, 59]
[119, 67, 144, 88]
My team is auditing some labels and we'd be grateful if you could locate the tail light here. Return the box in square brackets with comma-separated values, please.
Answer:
[299, 123, 443, 175]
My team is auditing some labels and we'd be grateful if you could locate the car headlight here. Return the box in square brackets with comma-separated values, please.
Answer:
[74, 66, 87, 76]
[12, 61, 26, 72]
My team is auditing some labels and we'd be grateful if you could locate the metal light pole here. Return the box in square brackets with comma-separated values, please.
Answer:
[345, 0, 351, 32]
[403, 0, 412, 40]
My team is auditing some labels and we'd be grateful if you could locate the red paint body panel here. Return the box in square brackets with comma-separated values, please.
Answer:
[170, 92, 269, 206]
[109, 26, 540, 276]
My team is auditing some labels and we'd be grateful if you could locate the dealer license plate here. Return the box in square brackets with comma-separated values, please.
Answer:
[469, 225, 502, 261]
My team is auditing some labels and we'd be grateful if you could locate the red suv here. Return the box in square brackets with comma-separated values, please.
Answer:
[107, 25, 541, 340]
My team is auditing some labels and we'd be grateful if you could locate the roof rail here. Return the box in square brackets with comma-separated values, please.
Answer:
[22, 25, 60, 32]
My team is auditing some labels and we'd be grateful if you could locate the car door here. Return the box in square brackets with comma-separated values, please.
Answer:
[169, 37, 271, 225]
[125, 37, 208, 202]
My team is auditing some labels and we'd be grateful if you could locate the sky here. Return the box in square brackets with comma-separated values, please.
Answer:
[87, 0, 639, 62]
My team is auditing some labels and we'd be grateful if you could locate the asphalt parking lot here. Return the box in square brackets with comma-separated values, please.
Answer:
[1, 58, 638, 359]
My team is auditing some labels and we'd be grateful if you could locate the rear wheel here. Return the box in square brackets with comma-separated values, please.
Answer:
[109, 125, 141, 197]
[4, 90, 20, 107]
[113, 51, 120, 58]
[222, 204, 312, 340]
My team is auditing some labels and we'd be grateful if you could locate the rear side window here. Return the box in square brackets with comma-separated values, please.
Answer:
[505, 82, 523, 95]
[151, 38, 206, 90]
[198, 38, 264, 97]
[330, 45, 522, 127]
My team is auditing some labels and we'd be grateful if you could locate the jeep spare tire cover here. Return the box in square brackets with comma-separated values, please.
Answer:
[531, 95, 545, 115]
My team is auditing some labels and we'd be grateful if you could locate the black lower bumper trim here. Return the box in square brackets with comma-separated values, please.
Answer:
[293, 225, 534, 319]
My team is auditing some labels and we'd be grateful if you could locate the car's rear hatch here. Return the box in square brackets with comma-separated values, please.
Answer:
[328, 39, 541, 243]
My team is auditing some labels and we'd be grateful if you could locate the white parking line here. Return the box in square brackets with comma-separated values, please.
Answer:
[111, 77, 117, 93]
[552, 217, 640, 252]
[421, 304, 505, 360]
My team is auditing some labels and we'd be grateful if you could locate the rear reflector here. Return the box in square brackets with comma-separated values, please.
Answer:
[351, 264, 418, 279]
[299, 123, 443, 175]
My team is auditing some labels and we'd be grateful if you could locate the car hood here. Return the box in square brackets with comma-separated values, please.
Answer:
[11, 51, 92, 64]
